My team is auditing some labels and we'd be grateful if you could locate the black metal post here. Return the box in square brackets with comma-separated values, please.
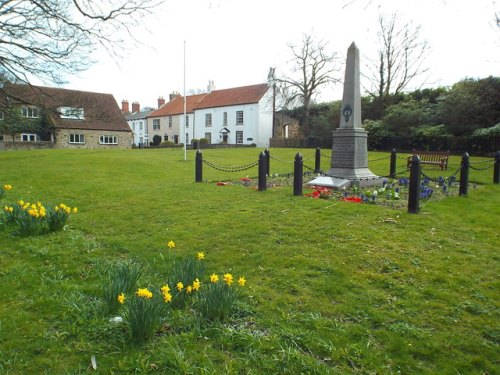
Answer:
[314, 147, 321, 173]
[459, 152, 470, 196]
[293, 153, 303, 196]
[390, 148, 397, 179]
[494, 151, 500, 184]
[258, 152, 267, 191]
[408, 154, 421, 214]
[195, 150, 202, 182]
[264, 148, 270, 176]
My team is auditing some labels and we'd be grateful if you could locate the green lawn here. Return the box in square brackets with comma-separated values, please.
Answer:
[0, 148, 498, 374]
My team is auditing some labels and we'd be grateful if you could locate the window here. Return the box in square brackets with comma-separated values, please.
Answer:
[0, 110, 4, 120]
[0, 135, 3, 141]
[99, 135, 118, 145]
[69, 134, 85, 144]
[153, 119, 160, 130]
[139, 122, 143, 131]
[21, 106, 39, 118]
[21, 133, 37, 142]
[131, 123, 135, 131]
[205, 132, 212, 144]
[236, 111, 244, 125]
[236, 131, 243, 144]
[168, 116, 172, 128]
[205, 113, 212, 127]
[185, 133, 189, 144]
[59, 107, 84, 120]
[185, 115, 189, 128]
[164, 135, 168, 141]
[223, 112, 227, 126]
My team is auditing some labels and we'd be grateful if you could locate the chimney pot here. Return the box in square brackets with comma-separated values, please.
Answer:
[132, 101, 140, 113]
[121, 100, 130, 113]
[157, 96, 165, 109]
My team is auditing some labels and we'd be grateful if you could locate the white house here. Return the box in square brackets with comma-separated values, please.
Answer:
[125, 107, 154, 147]
[146, 83, 273, 147]
[193, 83, 272, 147]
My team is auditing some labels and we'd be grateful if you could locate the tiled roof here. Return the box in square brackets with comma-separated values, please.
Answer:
[195, 83, 269, 109]
[1, 83, 131, 132]
[148, 93, 207, 117]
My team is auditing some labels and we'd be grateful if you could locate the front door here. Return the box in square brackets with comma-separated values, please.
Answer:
[222, 134, 228, 143]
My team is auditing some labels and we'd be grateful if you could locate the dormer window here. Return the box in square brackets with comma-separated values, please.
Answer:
[21, 106, 39, 118]
[59, 107, 84, 120]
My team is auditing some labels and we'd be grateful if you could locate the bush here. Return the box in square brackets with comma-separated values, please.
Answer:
[152, 135, 162, 146]
[199, 138, 209, 144]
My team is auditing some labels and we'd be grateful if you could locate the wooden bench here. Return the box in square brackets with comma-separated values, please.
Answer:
[407, 150, 449, 170]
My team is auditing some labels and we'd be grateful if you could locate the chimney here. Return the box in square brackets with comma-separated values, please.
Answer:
[169, 91, 179, 101]
[121, 100, 129, 113]
[157, 96, 165, 109]
[132, 101, 140, 113]
[207, 80, 215, 93]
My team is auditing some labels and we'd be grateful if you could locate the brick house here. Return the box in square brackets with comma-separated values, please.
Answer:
[0, 83, 132, 150]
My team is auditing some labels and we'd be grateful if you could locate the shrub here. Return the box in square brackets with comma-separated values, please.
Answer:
[199, 138, 208, 144]
[152, 134, 162, 146]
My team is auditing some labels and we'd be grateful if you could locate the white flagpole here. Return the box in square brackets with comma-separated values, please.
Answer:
[183, 40, 187, 161]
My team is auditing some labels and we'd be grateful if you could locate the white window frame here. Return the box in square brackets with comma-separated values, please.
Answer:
[21, 106, 39, 118]
[99, 135, 118, 145]
[168, 116, 173, 128]
[185, 115, 189, 128]
[205, 113, 212, 127]
[236, 111, 244, 125]
[21, 133, 37, 142]
[205, 132, 212, 144]
[69, 134, 85, 144]
[236, 130, 243, 144]
[223, 112, 227, 126]
[59, 107, 84, 120]
[153, 119, 160, 130]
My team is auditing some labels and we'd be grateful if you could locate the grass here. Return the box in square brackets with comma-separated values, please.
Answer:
[0, 147, 498, 374]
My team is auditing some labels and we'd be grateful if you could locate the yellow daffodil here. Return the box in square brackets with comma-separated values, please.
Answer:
[210, 273, 219, 283]
[223, 273, 233, 286]
[117, 293, 126, 304]
[72, 207, 78, 213]
[136, 288, 153, 299]
[176, 281, 184, 292]
[3, 184, 12, 191]
[237, 277, 246, 287]
[161, 284, 171, 294]
[163, 292, 172, 303]
[186, 285, 193, 294]
[192, 278, 201, 291]
[18, 200, 24, 206]
[196, 252, 205, 260]
[8, 207, 13, 213]
[167, 240, 175, 249]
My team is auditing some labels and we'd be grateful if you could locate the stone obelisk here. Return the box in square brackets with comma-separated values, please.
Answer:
[325, 42, 379, 186]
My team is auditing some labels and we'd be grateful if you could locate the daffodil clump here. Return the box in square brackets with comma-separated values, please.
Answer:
[45, 203, 78, 231]
[103, 242, 248, 344]
[1, 187, 78, 236]
[194, 271, 247, 322]
[0, 184, 12, 200]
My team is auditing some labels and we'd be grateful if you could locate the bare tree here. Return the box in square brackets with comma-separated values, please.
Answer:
[367, 13, 430, 100]
[0, 0, 163, 87]
[276, 34, 340, 131]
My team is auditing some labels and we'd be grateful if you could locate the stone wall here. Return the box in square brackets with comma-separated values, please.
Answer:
[55, 129, 132, 149]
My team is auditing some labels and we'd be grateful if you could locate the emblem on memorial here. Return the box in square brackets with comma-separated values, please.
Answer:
[342, 104, 352, 123]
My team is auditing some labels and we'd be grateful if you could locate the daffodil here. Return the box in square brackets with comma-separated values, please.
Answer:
[197, 252, 205, 260]
[161, 284, 171, 294]
[73, 207, 78, 213]
[163, 292, 172, 303]
[186, 285, 193, 294]
[3, 184, 12, 191]
[176, 281, 184, 292]
[167, 240, 175, 249]
[117, 293, 126, 304]
[136, 288, 153, 299]
[237, 277, 246, 287]
[210, 273, 219, 283]
[192, 278, 201, 291]
[223, 273, 233, 286]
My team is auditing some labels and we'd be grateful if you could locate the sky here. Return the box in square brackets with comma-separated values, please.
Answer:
[64, 0, 500, 110]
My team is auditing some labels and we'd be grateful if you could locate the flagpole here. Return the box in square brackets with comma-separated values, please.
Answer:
[183, 40, 187, 161]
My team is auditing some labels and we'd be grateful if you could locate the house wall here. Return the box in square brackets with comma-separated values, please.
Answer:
[148, 113, 194, 145]
[128, 118, 149, 146]
[55, 129, 132, 149]
[194, 103, 263, 145]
